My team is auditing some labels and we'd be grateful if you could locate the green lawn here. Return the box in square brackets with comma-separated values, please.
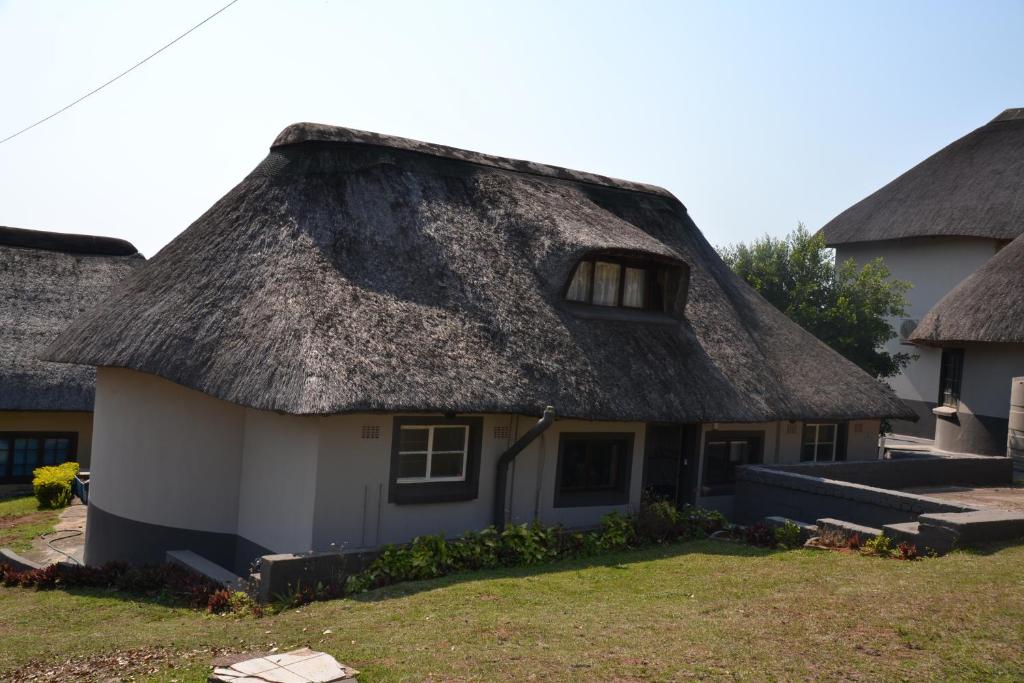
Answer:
[2, 539, 1023, 682]
[0, 495, 59, 553]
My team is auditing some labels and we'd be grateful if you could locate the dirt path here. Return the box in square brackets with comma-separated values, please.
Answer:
[21, 501, 87, 565]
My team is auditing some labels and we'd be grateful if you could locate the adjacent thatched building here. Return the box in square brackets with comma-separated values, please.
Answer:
[1, 226, 143, 486]
[45, 124, 910, 572]
[820, 108, 1024, 439]
[910, 231, 1024, 455]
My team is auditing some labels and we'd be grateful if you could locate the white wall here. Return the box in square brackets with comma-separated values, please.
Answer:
[237, 409, 320, 552]
[836, 237, 1000, 407]
[312, 414, 646, 551]
[91, 367, 245, 533]
[959, 344, 1024, 419]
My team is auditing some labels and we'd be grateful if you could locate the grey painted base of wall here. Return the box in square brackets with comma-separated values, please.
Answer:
[85, 504, 271, 575]
[890, 399, 936, 439]
[935, 412, 1009, 457]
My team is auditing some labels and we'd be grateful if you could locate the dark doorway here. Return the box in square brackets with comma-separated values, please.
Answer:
[642, 424, 699, 507]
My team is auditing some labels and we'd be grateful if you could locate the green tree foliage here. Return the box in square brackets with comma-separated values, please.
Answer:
[719, 224, 912, 379]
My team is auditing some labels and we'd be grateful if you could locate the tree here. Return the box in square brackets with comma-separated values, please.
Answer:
[719, 224, 912, 379]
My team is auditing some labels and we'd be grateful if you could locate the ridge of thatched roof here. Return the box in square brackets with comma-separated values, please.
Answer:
[820, 108, 1024, 246]
[1, 227, 144, 411]
[43, 124, 912, 422]
[911, 231, 1024, 346]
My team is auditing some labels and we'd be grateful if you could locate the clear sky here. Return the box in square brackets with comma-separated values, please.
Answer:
[1, 0, 1021, 257]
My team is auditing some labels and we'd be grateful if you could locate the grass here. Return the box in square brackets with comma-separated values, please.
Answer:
[0, 494, 59, 553]
[1, 539, 1023, 681]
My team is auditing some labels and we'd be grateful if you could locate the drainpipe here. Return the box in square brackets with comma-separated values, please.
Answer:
[494, 406, 556, 530]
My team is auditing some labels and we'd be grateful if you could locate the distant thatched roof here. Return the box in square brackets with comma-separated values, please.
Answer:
[44, 124, 912, 422]
[821, 108, 1024, 246]
[1, 227, 144, 411]
[911, 232, 1024, 346]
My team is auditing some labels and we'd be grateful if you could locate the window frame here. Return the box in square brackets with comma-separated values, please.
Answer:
[395, 424, 470, 484]
[553, 432, 635, 508]
[800, 423, 848, 462]
[937, 348, 965, 408]
[563, 254, 673, 312]
[0, 432, 78, 484]
[388, 416, 482, 505]
[700, 430, 763, 496]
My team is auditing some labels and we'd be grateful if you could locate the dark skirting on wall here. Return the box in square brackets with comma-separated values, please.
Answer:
[85, 503, 271, 576]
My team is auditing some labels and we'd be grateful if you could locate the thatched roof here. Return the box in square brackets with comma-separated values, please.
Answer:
[821, 108, 1024, 245]
[911, 232, 1024, 346]
[1, 227, 143, 411]
[44, 124, 912, 422]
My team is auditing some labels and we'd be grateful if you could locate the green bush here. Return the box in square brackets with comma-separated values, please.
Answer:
[861, 533, 895, 558]
[773, 520, 802, 549]
[344, 501, 728, 596]
[32, 462, 80, 509]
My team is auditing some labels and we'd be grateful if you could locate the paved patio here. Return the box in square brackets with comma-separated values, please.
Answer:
[902, 484, 1024, 513]
[23, 500, 86, 566]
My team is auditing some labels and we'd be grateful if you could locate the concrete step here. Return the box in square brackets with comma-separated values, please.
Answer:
[919, 509, 1024, 546]
[166, 550, 246, 590]
[817, 518, 882, 539]
[764, 516, 817, 541]
[882, 521, 920, 546]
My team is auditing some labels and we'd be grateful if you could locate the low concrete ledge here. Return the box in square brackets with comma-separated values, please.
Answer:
[0, 548, 44, 572]
[759, 454, 1013, 489]
[919, 510, 1024, 545]
[736, 466, 977, 528]
[258, 550, 377, 604]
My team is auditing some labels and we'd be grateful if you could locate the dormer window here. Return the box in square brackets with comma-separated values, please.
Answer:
[565, 254, 681, 313]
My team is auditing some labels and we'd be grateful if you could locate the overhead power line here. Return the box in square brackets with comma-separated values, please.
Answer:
[0, 0, 242, 147]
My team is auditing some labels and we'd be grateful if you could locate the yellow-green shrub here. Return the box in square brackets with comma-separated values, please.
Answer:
[32, 462, 80, 509]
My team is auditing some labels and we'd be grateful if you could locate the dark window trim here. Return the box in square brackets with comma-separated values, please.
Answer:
[388, 416, 483, 505]
[0, 431, 78, 484]
[562, 250, 689, 319]
[937, 348, 965, 408]
[553, 432, 634, 508]
[700, 430, 763, 497]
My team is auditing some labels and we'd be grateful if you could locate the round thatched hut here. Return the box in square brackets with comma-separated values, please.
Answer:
[45, 125, 910, 571]
[1, 226, 142, 489]
[820, 108, 1024, 439]
[911, 231, 1024, 455]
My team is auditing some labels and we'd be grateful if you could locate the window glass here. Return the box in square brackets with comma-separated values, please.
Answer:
[566, 261, 592, 302]
[398, 428, 429, 452]
[702, 435, 760, 492]
[12, 438, 39, 477]
[556, 434, 633, 506]
[0, 439, 7, 477]
[802, 424, 838, 462]
[430, 451, 465, 478]
[43, 438, 71, 466]
[592, 262, 621, 306]
[622, 267, 646, 308]
[397, 452, 427, 479]
[432, 426, 467, 452]
[938, 348, 964, 407]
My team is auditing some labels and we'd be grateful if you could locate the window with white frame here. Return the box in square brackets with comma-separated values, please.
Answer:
[396, 425, 469, 483]
[801, 423, 840, 462]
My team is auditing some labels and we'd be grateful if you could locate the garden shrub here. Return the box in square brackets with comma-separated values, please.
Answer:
[773, 520, 802, 549]
[32, 462, 80, 509]
[743, 521, 775, 547]
[861, 533, 894, 558]
[897, 541, 919, 561]
[636, 500, 681, 543]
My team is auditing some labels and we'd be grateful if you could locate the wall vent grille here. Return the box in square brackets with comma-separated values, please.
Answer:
[361, 425, 381, 439]
[786, 422, 798, 435]
[493, 425, 512, 440]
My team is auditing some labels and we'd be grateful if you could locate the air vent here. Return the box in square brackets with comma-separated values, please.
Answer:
[493, 425, 512, 440]
[360, 425, 381, 439]
[898, 318, 919, 344]
[786, 422, 798, 435]
[853, 422, 863, 433]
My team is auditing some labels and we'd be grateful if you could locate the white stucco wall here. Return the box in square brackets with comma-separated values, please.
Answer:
[836, 237, 1000, 407]
[237, 409, 320, 552]
[91, 367, 245, 533]
[312, 414, 646, 551]
[959, 344, 1024, 419]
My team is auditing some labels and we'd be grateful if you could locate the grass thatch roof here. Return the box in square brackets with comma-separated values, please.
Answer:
[911, 232, 1024, 346]
[44, 124, 912, 422]
[1, 227, 143, 411]
[821, 108, 1024, 245]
